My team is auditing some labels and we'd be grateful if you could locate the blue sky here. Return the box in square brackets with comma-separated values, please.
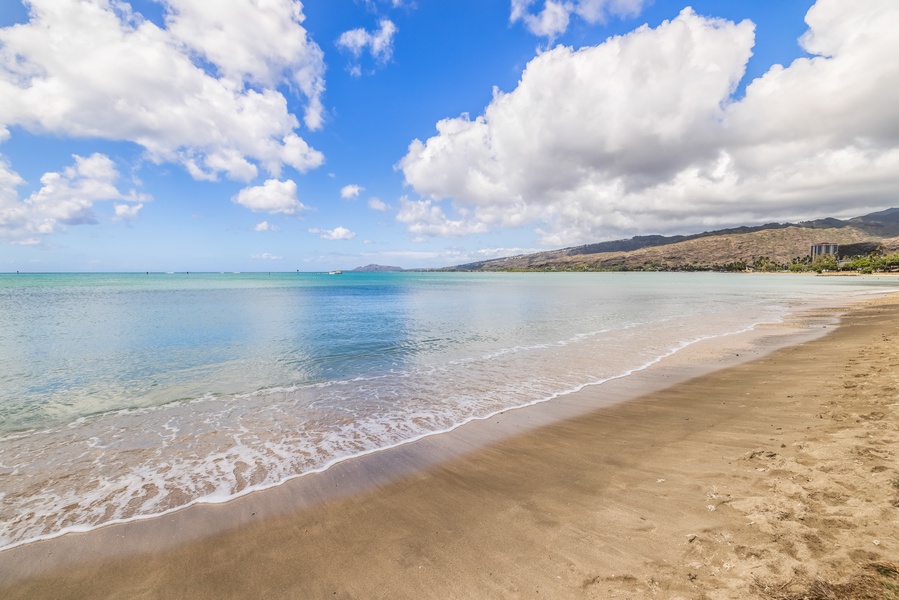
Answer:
[1, 0, 897, 271]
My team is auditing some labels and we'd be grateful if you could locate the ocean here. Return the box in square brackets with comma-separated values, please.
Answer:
[0, 271, 896, 550]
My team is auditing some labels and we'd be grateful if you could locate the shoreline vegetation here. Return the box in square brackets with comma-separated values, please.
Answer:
[440, 250, 899, 274]
[1, 295, 898, 598]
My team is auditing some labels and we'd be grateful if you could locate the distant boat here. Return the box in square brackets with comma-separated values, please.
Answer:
[328, 270, 343, 275]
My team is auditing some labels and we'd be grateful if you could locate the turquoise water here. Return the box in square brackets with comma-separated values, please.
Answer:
[0, 271, 896, 549]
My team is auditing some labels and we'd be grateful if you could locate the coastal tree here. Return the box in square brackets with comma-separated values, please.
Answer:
[811, 254, 839, 273]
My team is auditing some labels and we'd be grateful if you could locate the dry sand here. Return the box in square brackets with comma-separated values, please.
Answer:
[2, 297, 899, 599]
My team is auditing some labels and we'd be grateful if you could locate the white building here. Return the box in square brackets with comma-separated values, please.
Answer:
[810, 242, 839, 260]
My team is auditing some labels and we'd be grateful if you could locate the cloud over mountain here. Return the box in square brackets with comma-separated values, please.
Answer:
[401, 0, 899, 246]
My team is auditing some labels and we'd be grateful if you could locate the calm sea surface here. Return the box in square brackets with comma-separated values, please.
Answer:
[0, 271, 896, 549]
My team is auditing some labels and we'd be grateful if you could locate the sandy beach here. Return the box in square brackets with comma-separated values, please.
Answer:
[2, 295, 899, 599]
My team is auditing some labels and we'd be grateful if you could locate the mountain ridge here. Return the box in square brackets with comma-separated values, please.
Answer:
[445, 209, 899, 271]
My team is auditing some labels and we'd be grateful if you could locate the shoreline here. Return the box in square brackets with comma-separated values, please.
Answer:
[9, 272, 877, 557]
[0, 296, 842, 562]
[2, 294, 899, 598]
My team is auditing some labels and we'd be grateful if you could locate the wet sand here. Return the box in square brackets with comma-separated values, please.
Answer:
[2, 296, 899, 599]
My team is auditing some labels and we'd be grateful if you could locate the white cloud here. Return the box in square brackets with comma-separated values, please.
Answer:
[251, 252, 283, 260]
[362, 0, 410, 9]
[473, 247, 544, 259]
[511, 0, 649, 38]
[309, 226, 356, 240]
[162, 0, 326, 130]
[396, 197, 488, 239]
[280, 134, 325, 174]
[336, 19, 397, 73]
[368, 197, 389, 211]
[511, 1, 570, 38]
[358, 246, 520, 267]
[113, 202, 143, 221]
[361, 249, 465, 262]
[0, 0, 325, 182]
[232, 179, 307, 215]
[400, 1, 899, 245]
[254, 220, 280, 232]
[0, 157, 24, 194]
[0, 157, 27, 241]
[0, 153, 145, 242]
[340, 184, 364, 199]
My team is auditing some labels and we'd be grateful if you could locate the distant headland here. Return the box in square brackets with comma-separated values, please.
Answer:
[351, 264, 405, 273]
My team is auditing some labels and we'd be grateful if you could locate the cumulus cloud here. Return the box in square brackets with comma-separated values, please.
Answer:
[368, 197, 389, 211]
[0, 153, 145, 242]
[251, 252, 283, 260]
[396, 197, 488, 239]
[254, 220, 280, 232]
[511, 0, 570, 38]
[113, 202, 143, 221]
[232, 179, 308, 215]
[0, 0, 325, 182]
[309, 226, 356, 240]
[336, 19, 397, 74]
[340, 184, 364, 199]
[511, 0, 649, 38]
[162, 0, 326, 130]
[400, 1, 899, 245]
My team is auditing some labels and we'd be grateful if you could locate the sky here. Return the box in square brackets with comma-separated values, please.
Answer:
[1, 0, 897, 272]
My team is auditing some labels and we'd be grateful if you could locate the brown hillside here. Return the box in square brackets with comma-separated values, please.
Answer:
[462, 226, 882, 271]
[446, 208, 899, 271]
[880, 236, 899, 253]
[563, 226, 876, 270]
